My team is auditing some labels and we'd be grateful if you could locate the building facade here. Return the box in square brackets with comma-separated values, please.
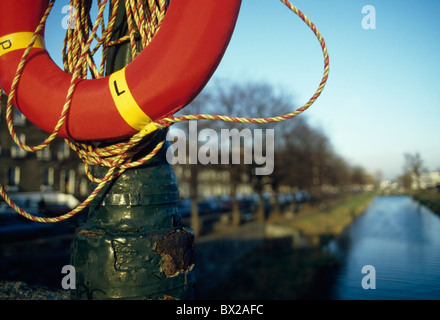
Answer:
[0, 95, 89, 200]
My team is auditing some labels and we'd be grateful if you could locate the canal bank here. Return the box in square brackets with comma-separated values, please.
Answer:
[197, 192, 376, 299]
[412, 191, 440, 216]
[287, 192, 376, 245]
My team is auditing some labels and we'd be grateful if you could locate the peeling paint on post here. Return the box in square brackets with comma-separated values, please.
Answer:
[155, 229, 195, 278]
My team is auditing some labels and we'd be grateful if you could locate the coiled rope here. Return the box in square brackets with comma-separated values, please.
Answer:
[0, 0, 329, 223]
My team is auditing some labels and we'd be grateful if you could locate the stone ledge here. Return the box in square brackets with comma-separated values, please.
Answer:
[0, 281, 69, 300]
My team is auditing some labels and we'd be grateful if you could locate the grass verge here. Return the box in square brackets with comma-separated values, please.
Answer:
[289, 192, 376, 238]
[412, 191, 440, 215]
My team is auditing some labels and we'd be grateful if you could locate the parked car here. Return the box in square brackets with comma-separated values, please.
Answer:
[0, 201, 53, 241]
[177, 198, 192, 217]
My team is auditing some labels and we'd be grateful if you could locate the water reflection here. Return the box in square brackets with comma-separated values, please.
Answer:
[327, 195, 440, 300]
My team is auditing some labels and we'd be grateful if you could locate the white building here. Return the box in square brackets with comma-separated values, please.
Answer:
[418, 171, 440, 190]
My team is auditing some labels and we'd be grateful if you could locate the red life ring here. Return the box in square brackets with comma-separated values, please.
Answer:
[0, 0, 241, 141]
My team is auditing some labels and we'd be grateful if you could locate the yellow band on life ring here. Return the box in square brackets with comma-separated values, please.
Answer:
[0, 32, 45, 58]
[109, 67, 157, 133]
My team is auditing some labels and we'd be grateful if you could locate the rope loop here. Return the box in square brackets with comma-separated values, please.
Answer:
[0, 0, 329, 223]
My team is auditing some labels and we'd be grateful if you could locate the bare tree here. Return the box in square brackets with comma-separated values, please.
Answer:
[398, 172, 413, 191]
[403, 152, 426, 190]
[171, 91, 214, 236]
[350, 165, 367, 186]
[212, 80, 294, 223]
[326, 153, 350, 191]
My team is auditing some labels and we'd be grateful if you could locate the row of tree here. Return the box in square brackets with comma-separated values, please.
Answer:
[171, 80, 373, 233]
[397, 152, 430, 191]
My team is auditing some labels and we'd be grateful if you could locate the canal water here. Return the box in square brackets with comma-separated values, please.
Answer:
[326, 195, 440, 300]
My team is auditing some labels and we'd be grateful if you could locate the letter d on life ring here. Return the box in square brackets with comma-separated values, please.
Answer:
[0, 0, 242, 141]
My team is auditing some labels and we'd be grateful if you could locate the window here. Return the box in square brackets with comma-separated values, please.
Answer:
[57, 142, 70, 160]
[79, 177, 88, 196]
[60, 169, 75, 194]
[41, 167, 54, 191]
[37, 145, 51, 161]
[7, 166, 20, 191]
[13, 109, 26, 126]
[10, 133, 27, 158]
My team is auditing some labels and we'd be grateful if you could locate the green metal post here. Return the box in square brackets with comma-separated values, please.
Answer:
[69, 1, 195, 300]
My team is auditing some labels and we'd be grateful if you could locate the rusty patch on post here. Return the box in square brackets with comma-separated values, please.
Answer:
[155, 229, 194, 278]
[78, 229, 105, 237]
[161, 295, 180, 300]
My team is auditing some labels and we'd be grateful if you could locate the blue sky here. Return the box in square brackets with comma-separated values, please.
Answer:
[45, 0, 440, 180]
[213, 0, 440, 180]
